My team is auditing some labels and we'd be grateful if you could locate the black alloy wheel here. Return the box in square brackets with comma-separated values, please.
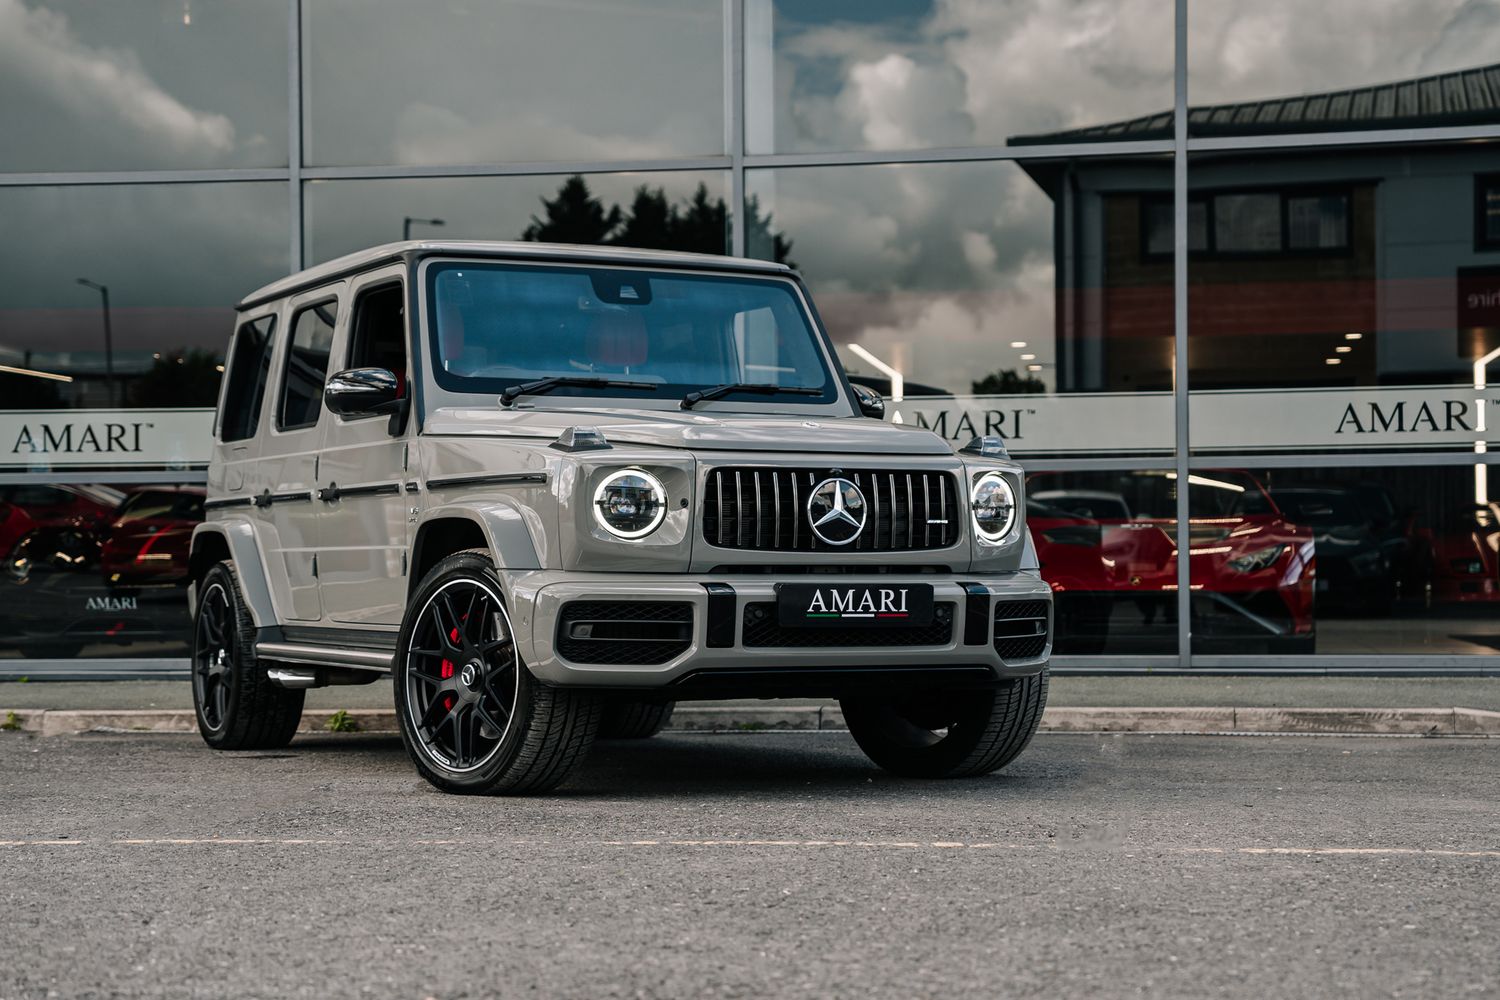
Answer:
[402, 574, 520, 773]
[394, 549, 602, 795]
[191, 560, 304, 750]
[194, 579, 235, 732]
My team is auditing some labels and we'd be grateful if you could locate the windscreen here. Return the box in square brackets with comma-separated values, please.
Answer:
[426, 261, 837, 405]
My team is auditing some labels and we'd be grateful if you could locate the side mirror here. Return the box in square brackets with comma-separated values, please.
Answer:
[851, 382, 885, 420]
[324, 367, 408, 433]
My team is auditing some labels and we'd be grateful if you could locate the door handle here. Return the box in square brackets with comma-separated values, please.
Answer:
[317, 482, 341, 503]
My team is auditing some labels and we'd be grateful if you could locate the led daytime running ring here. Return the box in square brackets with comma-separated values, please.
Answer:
[970, 471, 1017, 543]
[593, 468, 668, 539]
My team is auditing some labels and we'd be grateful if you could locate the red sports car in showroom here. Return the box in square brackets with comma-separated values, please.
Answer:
[98, 486, 206, 585]
[0, 500, 37, 561]
[1427, 502, 1500, 603]
[1027, 470, 1316, 653]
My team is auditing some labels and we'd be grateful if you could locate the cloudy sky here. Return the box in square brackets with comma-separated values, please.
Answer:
[1, 0, 1495, 390]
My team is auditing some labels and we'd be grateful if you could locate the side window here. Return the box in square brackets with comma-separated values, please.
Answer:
[219, 315, 276, 443]
[347, 282, 407, 396]
[278, 299, 338, 431]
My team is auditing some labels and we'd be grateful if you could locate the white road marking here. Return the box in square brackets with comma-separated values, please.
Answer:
[1, 838, 1498, 857]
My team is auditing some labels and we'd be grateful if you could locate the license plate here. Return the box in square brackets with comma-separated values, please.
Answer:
[777, 583, 934, 628]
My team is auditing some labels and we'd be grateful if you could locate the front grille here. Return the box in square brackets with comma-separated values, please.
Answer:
[742, 602, 955, 648]
[555, 601, 693, 665]
[702, 467, 961, 552]
[993, 600, 1049, 660]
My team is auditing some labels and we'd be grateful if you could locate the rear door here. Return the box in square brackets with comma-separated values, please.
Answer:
[209, 311, 277, 507]
[314, 267, 414, 625]
[256, 288, 342, 621]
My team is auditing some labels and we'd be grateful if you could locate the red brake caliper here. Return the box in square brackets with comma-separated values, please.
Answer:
[439, 624, 460, 712]
[438, 611, 465, 710]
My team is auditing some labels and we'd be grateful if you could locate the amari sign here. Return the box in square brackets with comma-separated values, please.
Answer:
[889, 386, 1500, 455]
[1, 408, 214, 469]
[3, 387, 1495, 469]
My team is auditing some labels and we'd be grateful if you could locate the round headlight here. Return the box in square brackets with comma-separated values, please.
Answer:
[593, 469, 667, 539]
[970, 472, 1016, 543]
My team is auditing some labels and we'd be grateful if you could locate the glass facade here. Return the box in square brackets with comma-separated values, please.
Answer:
[1, 0, 1498, 671]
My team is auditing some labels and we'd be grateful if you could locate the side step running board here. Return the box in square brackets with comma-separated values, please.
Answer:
[266, 665, 384, 689]
[256, 641, 394, 673]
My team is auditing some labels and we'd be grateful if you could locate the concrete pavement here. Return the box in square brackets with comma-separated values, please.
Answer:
[1, 730, 1497, 998]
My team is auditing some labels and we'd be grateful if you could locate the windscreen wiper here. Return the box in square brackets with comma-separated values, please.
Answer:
[500, 376, 657, 407]
[680, 382, 824, 409]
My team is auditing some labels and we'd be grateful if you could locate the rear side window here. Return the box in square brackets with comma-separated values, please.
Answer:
[278, 299, 338, 431]
[219, 315, 276, 443]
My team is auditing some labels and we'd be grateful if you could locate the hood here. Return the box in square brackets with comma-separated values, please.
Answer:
[423, 405, 955, 455]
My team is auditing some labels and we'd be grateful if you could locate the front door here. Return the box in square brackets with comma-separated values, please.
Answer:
[315, 268, 414, 625]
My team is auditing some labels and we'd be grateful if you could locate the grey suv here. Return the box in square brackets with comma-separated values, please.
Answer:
[190, 241, 1051, 794]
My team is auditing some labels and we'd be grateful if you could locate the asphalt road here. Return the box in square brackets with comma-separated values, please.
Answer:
[2, 730, 1497, 999]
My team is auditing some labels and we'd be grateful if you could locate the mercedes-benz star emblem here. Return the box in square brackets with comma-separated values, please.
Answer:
[459, 662, 479, 688]
[807, 477, 867, 546]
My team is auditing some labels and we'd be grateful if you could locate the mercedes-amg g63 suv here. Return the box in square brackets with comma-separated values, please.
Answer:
[190, 241, 1051, 794]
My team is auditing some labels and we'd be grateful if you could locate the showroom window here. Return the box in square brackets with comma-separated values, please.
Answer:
[3, 0, 1498, 673]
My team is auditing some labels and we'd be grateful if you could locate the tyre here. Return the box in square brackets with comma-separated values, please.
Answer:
[192, 560, 305, 750]
[598, 700, 675, 739]
[393, 549, 602, 795]
[841, 669, 1049, 779]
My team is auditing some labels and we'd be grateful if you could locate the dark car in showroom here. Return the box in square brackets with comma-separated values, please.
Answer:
[1268, 486, 1398, 612]
[1, 484, 199, 660]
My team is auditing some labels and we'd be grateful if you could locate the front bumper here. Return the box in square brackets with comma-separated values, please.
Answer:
[503, 571, 1052, 688]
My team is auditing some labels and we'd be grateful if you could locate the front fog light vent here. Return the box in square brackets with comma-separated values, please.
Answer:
[594, 469, 667, 539]
[556, 601, 693, 664]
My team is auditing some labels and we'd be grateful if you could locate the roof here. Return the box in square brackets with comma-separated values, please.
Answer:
[1008, 62, 1500, 145]
[237, 240, 792, 310]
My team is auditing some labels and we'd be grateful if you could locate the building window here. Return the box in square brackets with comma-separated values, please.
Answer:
[1142, 199, 1209, 257]
[1287, 194, 1350, 250]
[1143, 188, 1349, 259]
[1214, 192, 1282, 252]
[1480, 174, 1500, 251]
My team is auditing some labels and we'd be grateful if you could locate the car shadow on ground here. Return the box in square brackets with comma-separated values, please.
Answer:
[272, 731, 1081, 800]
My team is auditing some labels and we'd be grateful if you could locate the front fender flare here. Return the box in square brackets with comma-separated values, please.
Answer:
[413, 500, 544, 574]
